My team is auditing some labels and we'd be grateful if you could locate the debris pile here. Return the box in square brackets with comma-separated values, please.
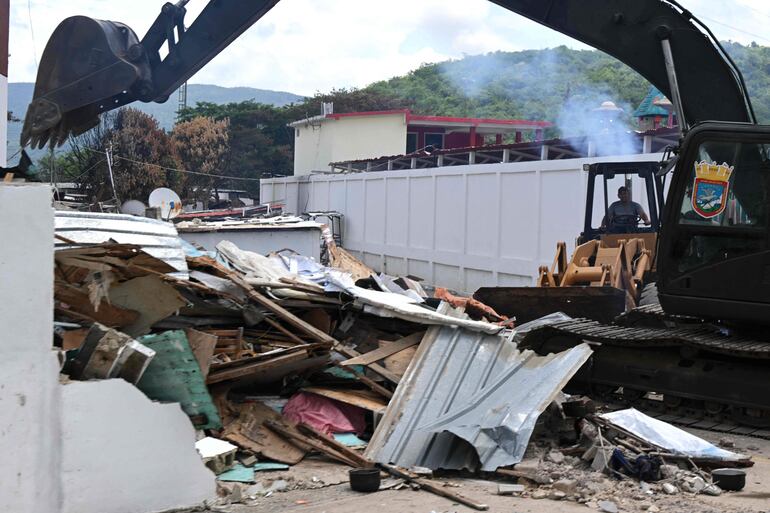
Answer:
[50, 217, 755, 511]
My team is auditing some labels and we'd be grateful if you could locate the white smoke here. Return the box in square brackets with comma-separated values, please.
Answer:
[435, 47, 644, 154]
[556, 91, 641, 156]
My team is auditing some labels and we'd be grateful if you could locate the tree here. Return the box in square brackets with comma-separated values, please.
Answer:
[69, 108, 181, 205]
[178, 101, 293, 195]
[171, 116, 230, 209]
[35, 151, 80, 183]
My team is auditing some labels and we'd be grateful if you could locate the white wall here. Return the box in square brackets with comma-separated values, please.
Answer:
[0, 184, 61, 513]
[0, 75, 7, 166]
[294, 113, 406, 175]
[0, 186, 215, 513]
[62, 380, 215, 513]
[262, 153, 662, 293]
[180, 226, 322, 261]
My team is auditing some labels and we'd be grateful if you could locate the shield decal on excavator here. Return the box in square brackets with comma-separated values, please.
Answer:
[692, 160, 734, 219]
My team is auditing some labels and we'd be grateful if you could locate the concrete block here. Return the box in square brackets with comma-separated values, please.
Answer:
[498, 483, 525, 495]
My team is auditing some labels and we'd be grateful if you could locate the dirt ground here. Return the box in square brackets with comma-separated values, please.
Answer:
[199, 427, 770, 513]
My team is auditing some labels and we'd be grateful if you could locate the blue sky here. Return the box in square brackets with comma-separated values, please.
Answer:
[10, 0, 770, 96]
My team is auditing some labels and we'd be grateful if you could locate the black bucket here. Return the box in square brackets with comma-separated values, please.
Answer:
[349, 468, 381, 492]
[712, 468, 746, 491]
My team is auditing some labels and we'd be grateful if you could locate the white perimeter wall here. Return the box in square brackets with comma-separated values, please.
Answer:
[0, 184, 61, 513]
[262, 153, 663, 293]
[294, 113, 406, 175]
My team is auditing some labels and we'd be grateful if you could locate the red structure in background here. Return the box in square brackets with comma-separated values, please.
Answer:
[325, 110, 551, 153]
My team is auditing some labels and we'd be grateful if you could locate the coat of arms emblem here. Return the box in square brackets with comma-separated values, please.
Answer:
[692, 161, 734, 219]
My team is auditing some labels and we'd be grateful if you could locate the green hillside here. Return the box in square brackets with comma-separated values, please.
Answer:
[364, 42, 770, 132]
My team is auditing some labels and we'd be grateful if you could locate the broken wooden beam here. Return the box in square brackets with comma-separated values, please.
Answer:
[334, 344, 401, 385]
[264, 420, 362, 468]
[206, 350, 309, 385]
[295, 423, 372, 467]
[340, 331, 423, 366]
[379, 463, 489, 511]
[223, 268, 340, 347]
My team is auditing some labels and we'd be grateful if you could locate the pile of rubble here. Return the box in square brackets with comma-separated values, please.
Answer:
[51, 221, 754, 511]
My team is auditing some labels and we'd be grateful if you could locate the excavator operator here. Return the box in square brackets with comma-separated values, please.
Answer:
[602, 186, 651, 233]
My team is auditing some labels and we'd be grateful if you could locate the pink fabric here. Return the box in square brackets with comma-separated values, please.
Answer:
[283, 391, 366, 435]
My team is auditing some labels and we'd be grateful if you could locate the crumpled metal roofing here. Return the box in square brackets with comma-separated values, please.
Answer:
[55, 211, 189, 279]
[365, 307, 592, 471]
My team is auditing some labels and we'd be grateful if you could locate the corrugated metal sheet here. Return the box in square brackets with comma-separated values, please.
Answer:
[54, 211, 189, 279]
[365, 307, 592, 472]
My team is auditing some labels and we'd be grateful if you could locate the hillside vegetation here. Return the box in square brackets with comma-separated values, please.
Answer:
[366, 42, 770, 128]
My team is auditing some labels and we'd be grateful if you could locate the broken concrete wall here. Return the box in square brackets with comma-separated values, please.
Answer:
[62, 379, 216, 513]
[0, 184, 62, 513]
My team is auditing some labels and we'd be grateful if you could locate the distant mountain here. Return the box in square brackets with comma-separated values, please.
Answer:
[6, 83, 304, 164]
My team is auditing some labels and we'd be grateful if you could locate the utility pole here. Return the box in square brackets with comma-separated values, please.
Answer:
[105, 142, 121, 212]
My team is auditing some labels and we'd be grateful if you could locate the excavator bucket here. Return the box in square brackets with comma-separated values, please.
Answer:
[21, 16, 152, 149]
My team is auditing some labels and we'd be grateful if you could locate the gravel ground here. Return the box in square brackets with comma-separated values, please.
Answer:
[185, 427, 770, 513]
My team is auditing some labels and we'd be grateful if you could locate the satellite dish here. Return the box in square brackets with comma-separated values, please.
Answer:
[149, 188, 183, 220]
[121, 199, 147, 216]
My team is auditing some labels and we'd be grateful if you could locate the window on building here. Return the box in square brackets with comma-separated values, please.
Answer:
[406, 132, 418, 153]
[425, 133, 444, 150]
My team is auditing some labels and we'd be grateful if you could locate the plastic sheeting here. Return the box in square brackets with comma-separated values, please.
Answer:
[216, 240, 501, 334]
[283, 391, 366, 435]
[600, 408, 744, 460]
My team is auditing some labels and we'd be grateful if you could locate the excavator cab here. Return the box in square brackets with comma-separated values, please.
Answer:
[657, 122, 770, 324]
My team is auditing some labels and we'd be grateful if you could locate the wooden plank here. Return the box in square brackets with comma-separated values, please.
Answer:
[55, 283, 140, 328]
[223, 268, 339, 347]
[302, 386, 388, 412]
[206, 350, 308, 385]
[380, 463, 489, 511]
[185, 329, 217, 379]
[222, 402, 307, 465]
[335, 364, 393, 399]
[340, 332, 424, 366]
[334, 344, 401, 385]
[209, 344, 324, 371]
[262, 315, 307, 345]
[296, 423, 372, 467]
[264, 420, 362, 468]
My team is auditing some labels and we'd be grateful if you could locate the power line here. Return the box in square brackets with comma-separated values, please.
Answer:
[697, 14, 770, 45]
[85, 148, 266, 182]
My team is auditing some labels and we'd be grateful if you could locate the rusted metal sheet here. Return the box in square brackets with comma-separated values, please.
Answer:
[365, 306, 592, 472]
[54, 211, 189, 279]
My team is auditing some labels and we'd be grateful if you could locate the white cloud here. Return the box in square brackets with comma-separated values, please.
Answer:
[8, 0, 770, 96]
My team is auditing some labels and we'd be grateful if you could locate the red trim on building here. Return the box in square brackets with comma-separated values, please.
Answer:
[325, 109, 410, 120]
[323, 109, 551, 128]
[408, 113, 552, 128]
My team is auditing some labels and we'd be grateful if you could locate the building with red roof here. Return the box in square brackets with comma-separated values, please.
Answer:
[289, 107, 551, 175]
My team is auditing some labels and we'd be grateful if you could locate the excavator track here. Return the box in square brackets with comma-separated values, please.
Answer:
[520, 315, 770, 435]
[527, 317, 770, 359]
